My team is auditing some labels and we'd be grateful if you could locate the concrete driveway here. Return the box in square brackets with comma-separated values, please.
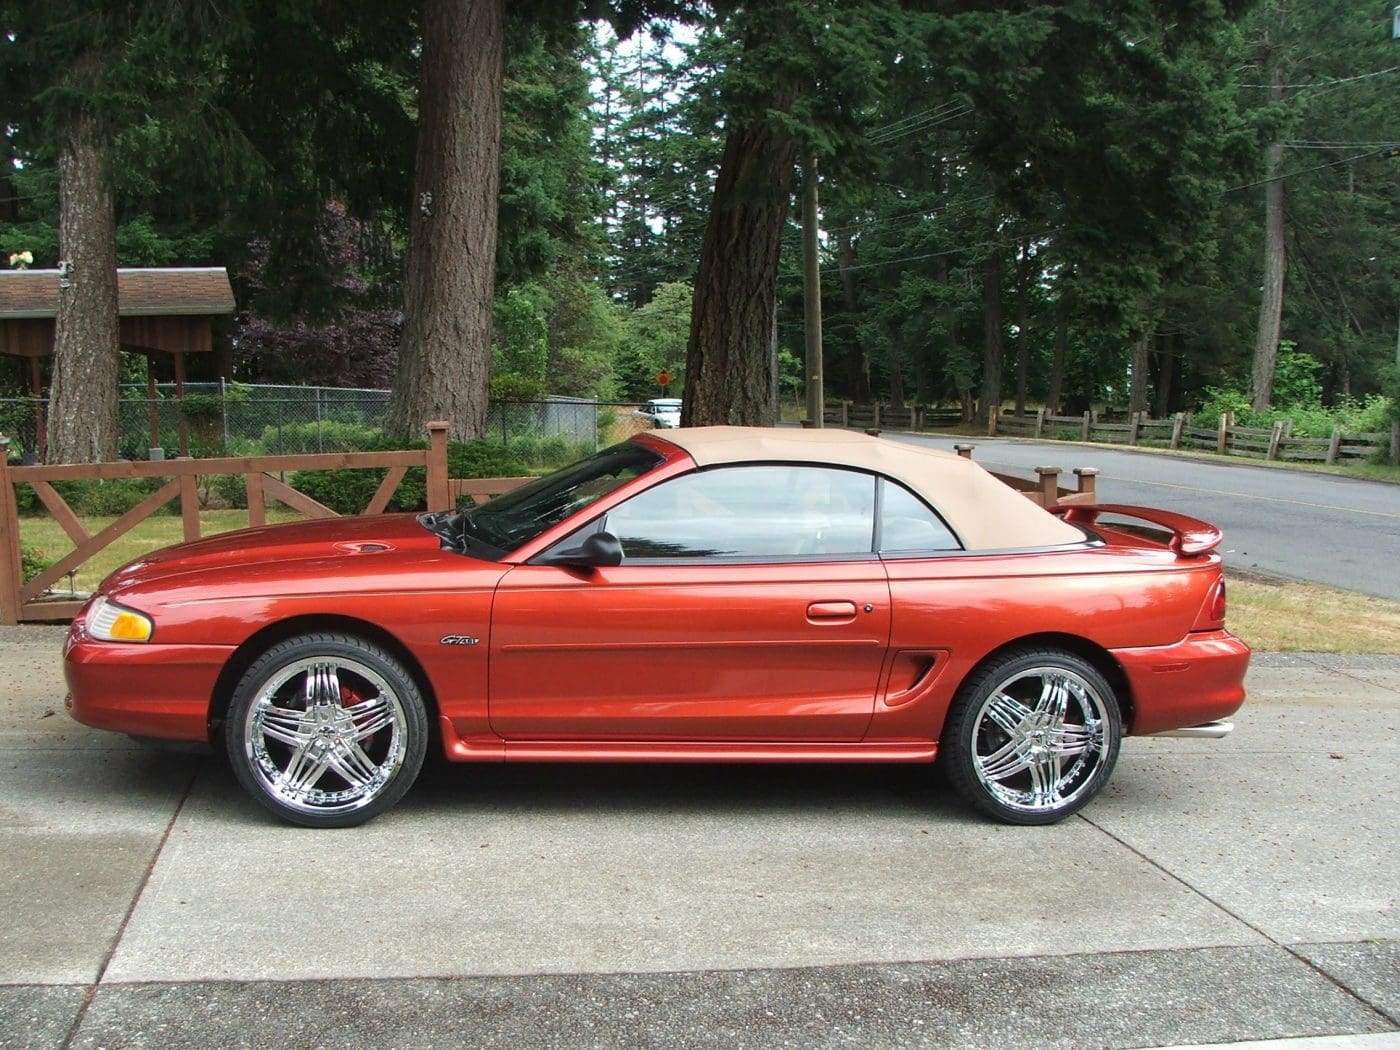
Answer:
[2, 625, 1397, 1048]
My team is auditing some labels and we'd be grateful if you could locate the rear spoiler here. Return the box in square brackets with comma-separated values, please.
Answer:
[1052, 503, 1223, 556]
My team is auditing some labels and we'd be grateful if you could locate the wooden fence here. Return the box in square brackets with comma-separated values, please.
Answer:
[823, 401, 963, 430]
[985, 406, 1395, 466]
[0, 421, 532, 625]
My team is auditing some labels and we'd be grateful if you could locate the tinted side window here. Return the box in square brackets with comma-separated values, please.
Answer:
[605, 465, 876, 560]
[878, 479, 962, 552]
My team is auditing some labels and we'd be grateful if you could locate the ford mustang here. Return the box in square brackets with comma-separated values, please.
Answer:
[63, 426, 1249, 828]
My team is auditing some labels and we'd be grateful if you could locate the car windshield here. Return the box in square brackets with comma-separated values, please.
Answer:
[419, 441, 665, 558]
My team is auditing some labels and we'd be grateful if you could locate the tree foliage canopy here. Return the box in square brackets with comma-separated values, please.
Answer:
[2, 0, 1395, 453]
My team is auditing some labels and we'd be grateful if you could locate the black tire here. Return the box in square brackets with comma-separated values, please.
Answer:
[941, 646, 1122, 825]
[225, 632, 428, 828]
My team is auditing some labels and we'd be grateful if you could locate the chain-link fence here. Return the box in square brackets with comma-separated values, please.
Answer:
[0, 383, 664, 463]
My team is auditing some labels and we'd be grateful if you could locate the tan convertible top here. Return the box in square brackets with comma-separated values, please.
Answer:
[654, 426, 1085, 551]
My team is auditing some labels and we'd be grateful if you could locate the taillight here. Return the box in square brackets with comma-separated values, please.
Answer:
[1212, 578, 1227, 622]
[1191, 577, 1228, 630]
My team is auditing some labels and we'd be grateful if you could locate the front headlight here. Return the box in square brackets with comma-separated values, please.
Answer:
[87, 596, 154, 643]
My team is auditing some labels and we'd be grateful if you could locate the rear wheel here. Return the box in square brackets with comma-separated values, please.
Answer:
[942, 647, 1121, 825]
[226, 633, 427, 828]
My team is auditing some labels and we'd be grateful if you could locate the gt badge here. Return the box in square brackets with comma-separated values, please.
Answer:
[440, 635, 480, 646]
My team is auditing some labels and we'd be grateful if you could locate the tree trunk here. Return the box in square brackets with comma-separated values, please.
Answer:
[1154, 330, 1175, 417]
[885, 337, 905, 408]
[1128, 328, 1151, 416]
[979, 250, 1004, 427]
[837, 230, 872, 403]
[1014, 239, 1030, 414]
[1249, 35, 1285, 414]
[47, 112, 119, 463]
[681, 110, 796, 427]
[385, 0, 504, 442]
[1047, 295, 1068, 415]
[801, 153, 823, 425]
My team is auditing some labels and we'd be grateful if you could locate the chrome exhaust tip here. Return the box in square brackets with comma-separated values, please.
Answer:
[1154, 720, 1234, 739]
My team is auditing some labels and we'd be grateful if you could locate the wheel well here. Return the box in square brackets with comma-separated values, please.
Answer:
[965, 633, 1135, 731]
[207, 615, 441, 745]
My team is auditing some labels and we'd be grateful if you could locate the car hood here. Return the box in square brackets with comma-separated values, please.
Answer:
[101, 513, 451, 594]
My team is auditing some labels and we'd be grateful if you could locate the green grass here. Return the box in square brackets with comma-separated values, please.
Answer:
[1227, 572, 1400, 654]
[21, 508, 306, 594]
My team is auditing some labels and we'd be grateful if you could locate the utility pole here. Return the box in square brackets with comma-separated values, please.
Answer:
[802, 152, 824, 427]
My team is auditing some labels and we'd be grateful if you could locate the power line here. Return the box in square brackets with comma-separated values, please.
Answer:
[1240, 64, 1400, 89]
[1223, 145, 1396, 192]
[777, 228, 1055, 279]
[865, 100, 965, 140]
[1284, 141, 1399, 149]
[868, 105, 973, 146]
[823, 193, 996, 234]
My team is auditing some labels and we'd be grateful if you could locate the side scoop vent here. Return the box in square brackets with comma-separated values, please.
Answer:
[333, 541, 396, 555]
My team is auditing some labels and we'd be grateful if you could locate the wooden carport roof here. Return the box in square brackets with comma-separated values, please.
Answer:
[0, 267, 237, 458]
[0, 267, 235, 357]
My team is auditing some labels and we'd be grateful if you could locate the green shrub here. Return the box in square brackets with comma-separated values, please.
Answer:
[21, 544, 49, 583]
[291, 438, 529, 515]
[49, 477, 175, 517]
[257, 420, 382, 455]
[1194, 387, 1253, 430]
[501, 435, 593, 470]
[14, 482, 36, 515]
[490, 373, 547, 401]
[206, 472, 249, 510]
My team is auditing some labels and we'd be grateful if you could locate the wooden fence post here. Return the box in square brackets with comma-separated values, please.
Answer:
[178, 465, 200, 542]
[0, 438, 22, 626]
[840, 400, 849, 428]
[1171, 413, 1185, 450]
[1129, 412, 1142, 445]
[1034, 407, 1045, 438]
[988, 406, 999, 437]
[1392, 419, 1399, 467]
[1326, 426, 1342, 466]
[1216, 414, 1229, 455]
[1034, 466, 1061, 506]
[872, 403, 882, 430]
[1073, 466, 1099, 503]
[427, 421, 450, 511]
[1081, 411, 1091, 442]
[1266, 420, 1285, 460]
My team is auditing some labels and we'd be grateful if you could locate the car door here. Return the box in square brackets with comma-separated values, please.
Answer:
[488, 464, 892, 742]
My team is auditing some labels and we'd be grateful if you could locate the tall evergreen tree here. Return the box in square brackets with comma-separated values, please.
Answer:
[3, 1, 244, 461]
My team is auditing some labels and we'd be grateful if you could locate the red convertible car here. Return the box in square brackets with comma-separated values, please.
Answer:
[64, 427, 1249, 828]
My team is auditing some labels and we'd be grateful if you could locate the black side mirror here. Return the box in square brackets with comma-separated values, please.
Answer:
[538, 530, 623, 569]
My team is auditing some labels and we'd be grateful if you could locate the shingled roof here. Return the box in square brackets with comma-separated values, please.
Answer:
[0, 268, 235, 319]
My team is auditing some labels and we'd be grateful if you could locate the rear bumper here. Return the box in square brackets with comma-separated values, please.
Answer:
[1112, 630, 1250, 736]
[64, 621, 231, 742]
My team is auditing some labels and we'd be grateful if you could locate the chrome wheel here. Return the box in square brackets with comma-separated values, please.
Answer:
[944, 648, 1121, 824]
[227, 634, 427, 827]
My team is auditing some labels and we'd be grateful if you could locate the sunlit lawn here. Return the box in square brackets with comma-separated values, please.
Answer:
[20, 507, 308, 594]
[1226, 572, 1400, 654]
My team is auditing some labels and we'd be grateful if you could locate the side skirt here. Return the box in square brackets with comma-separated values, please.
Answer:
[437, 718, 936, 764]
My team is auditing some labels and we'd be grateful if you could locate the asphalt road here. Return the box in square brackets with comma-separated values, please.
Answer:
[894, 435, 1400, 601]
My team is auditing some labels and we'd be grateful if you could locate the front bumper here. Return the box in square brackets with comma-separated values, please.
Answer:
[64, 620, 233, 742]
[1113, 630, 1250, 736]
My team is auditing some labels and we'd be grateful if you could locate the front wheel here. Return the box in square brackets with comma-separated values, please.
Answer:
[942, 647, 1122, 825]
[225, 633, 428, 828]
